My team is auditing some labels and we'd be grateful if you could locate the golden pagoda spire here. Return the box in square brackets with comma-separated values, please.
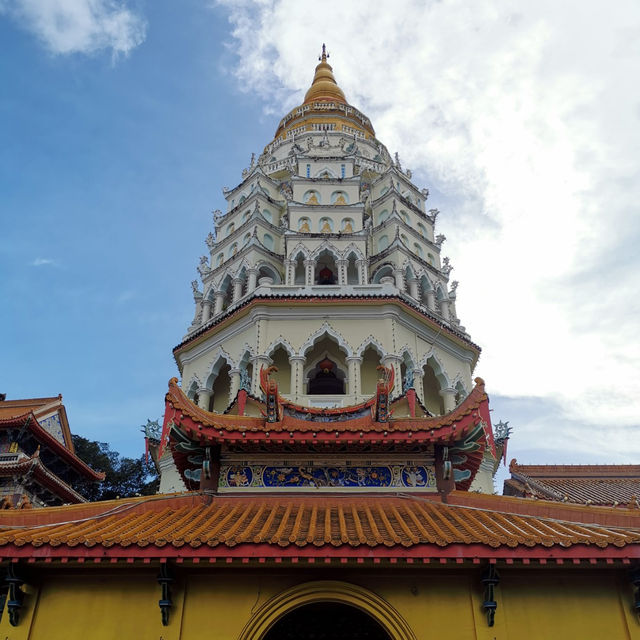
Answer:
[303, 43, 347, 105]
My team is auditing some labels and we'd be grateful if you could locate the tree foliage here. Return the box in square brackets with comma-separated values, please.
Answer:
[72, 435, 159, 501]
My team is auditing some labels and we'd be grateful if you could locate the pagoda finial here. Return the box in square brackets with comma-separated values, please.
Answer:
[319, 43, 328, 62]
[304, 43, 346, 105]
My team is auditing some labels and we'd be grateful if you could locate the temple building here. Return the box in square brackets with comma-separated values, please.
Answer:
[1, 48, 639, 640]
[0, 394, 104, 508]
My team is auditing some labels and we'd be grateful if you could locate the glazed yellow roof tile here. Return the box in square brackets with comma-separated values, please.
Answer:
[0, 494, 638, 551]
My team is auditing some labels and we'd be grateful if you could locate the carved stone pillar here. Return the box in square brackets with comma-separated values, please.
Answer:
[412, 368, 424, 403]
[232, 278, 243, 302]
[304, 259, 314, 286]
[408, 278, 419, 299]
[288, 355, 306, 399]
[251, 355, 271, 396]
[382, 354, 402, 398]
[229, 368, 241, 401]
[440, 387, 457, 413]
[393, 269, 405, 292]
[197, 388, 211, 411]
[202, 299, 213, 323]
[214, 291, 225, 315]
[356, 259, 368, 284]
[284, 259, 293, 285]
[247, 268, 258, 293]
[337, 259, 348, 285]
[346, 356, 363, 399]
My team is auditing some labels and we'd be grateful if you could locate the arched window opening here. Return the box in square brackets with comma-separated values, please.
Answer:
[378, 209, 389, 225]
[226, 223, 235, 236]
[346, 252, 359, 284]
[242, 233, 251, 247]
[262, 209, 272, 223]
[208, 362, 232, 413]
[420, 275, 433, 307]
[422, 358, 445, 415]
[239, 195, 246, 204]
[228, 243, 238, 258]
[400, 211, 410, 225]
[427, 253, 434, 266]
[215, 253, 224, 268]
[258, 264, 282, 284]
[263, 233, 274, 251]
[315, 249, 338, 285]
[400, 234, 409, 247]
[455, 381, 467, 405]
[187, 381, 199, 403]
[372, 264, 394, 284]
[413, 243, 424, 258]
[417, 223, 427, 237]
[304, 335, 348, 396]
[377, 235, 389, 252]
[220, 275, 233, 311]
[263, 603, 390, 640]
[270, 346, 292, 396]
[360, 346, 383, 396]
[242, 210, 251, 223]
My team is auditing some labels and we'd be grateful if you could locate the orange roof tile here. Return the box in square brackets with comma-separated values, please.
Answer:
[0, 493, 638, 554]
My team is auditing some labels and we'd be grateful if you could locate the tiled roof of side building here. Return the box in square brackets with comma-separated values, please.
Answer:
[505, 460, 640, 506]
[0, 492, 638, 561]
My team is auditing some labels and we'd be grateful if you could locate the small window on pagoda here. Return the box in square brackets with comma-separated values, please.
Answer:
[427, 253, 434, 265]
[417, 222, 427, 237]
[239, 195, 247, 204]
[378, 209, 389, 224]
[414, 243, 424, 258]
[400, 211, 409, 225]
[262, 209, 272, 223]
[401, 234, 408, 247]
[226, 223, 235, 236]
[243, 210, 251, 223]
[308, 358, 345, 395]
[215, 253, 224, 267]
[263, 234, 274, 251]
[317, 265, 335, 285]
[242, 233, 251, 247]
[378, 235, 389, 251]
[229, 243, 238, 257]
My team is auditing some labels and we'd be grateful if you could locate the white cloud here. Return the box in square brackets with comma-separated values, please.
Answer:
[2, 0, 146, 56]
[30, 257, 59, 266]
[216, 0, 640, 459]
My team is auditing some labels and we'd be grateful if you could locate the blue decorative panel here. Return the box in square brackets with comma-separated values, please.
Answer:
[39, 413, 66, 445]
[219, 463, 436, 492]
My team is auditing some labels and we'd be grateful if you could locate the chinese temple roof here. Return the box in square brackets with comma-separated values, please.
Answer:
[505, 460, 640, 507]
[0, 409, 104, 483]
[0, 492, 638, 562]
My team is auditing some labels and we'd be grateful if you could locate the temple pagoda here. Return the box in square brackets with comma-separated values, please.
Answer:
[1, 47, 639, 640]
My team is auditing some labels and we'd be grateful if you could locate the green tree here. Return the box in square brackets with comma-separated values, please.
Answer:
[71, 435, 159, 501]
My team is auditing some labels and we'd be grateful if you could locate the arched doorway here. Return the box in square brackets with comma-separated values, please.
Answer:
[263, 603, 390, 640]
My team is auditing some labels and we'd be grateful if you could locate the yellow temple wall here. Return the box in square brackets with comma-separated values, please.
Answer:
[2, 567, 638, 640]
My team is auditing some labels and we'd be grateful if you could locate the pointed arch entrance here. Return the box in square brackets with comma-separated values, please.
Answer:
[239, 581, 416, 640]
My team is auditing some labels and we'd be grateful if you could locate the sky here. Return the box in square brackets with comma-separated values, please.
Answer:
[1, 0, 639, 476]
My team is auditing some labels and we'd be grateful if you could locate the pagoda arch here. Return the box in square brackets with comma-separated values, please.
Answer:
[205, 350, 234, 412]
[301, 322, 353, 359]
[255, 261, 282, 284]
[238, 581, 416, 640]
[419, 352, 450, 415]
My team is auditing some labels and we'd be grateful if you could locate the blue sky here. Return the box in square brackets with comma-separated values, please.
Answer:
[2, 1, 639, 472]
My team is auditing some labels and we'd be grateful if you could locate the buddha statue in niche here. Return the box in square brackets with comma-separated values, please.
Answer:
[306, 192, 319, 205]
[298, 218, 311, 232]
[334, 193, 347, 205]
[342, 219, 353, 232]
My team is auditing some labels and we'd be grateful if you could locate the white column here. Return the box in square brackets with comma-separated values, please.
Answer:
[408, 278, 419, 299]
[382, 354, 402, 398]
[426, 290, 435, 311]
[284, 260, 293, 285]
[229, 368, 241, 400]
[412, 368, 424, 402]
[357, 259, 368, 284]
[304, 259, 314, 286]
[251, 355, 271, 396]
[440, 298, 451, 321]
[440, 387, 457, 413]
[247, 268, 258, 293]
[337, 259, 347, 285]
[232, 278, 243, 302]
[202, 299, 213, 323]
[393, 268, 405, 292]
[197, 388, 211, 411]
[346, 356, 363, 399]
[288, 356, 306, 399]
[214, 291, 225, 315]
